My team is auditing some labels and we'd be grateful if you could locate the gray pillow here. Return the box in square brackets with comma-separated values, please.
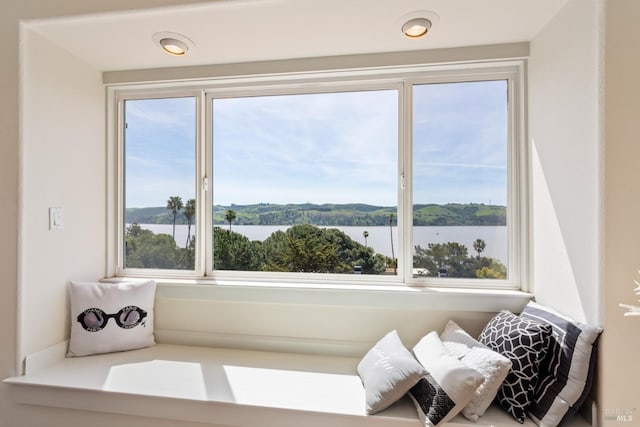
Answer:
[357, 330, 427, 414]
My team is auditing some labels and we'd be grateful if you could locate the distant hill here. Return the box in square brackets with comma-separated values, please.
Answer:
[124, 206, 173, 224]
[413, 203, 506, 226]
[125, 203, 506, 227]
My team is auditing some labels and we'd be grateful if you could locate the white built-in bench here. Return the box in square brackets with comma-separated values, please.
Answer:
[4, 343, 593, 427]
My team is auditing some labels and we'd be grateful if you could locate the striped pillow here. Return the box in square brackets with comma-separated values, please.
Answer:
[520, 302, 602, 427]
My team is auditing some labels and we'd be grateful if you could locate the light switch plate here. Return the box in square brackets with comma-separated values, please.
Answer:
[49, 207, 64, 231]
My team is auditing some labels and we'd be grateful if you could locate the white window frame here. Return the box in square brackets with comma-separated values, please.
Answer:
[108, 61, 527, 291]
[114, 90, 205, 278]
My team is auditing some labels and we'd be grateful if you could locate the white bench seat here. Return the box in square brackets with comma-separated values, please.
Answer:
[4, 343, 591, 427]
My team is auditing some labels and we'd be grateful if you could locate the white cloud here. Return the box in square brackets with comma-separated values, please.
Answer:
[125, 82, 508, 207]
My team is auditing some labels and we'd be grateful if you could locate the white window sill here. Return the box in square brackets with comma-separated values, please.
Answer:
[104, 277, 534, 313]
[4, 343, 592, 427]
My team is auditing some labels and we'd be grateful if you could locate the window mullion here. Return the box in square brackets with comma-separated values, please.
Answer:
[400, 81, 414, 283]
[192, 91, 204, 276]
[204, 93, 214, 276]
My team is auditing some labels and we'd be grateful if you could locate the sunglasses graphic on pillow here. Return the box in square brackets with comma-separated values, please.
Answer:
[76, 306, 147, 332]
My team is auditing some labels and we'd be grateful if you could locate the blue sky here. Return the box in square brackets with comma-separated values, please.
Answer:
[124, 80, 507, 208]
[413, 80, 508, 206]
[125, 97, 196, 208]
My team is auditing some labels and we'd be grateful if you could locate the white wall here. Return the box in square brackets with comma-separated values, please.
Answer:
[528, 0, 602, 325]
[0, 7, 20, 427]
[19, 27, 106, 361]
[601, 0, 640, 424]
[153, 288, 504, 356]
[530, 1, 640, 425]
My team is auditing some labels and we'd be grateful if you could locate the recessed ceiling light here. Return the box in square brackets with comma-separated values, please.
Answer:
[152, 32, 194, 56]
[402, 18, 432, 39]
[160, 38, 188, 56]
[397, 11, 439, 40]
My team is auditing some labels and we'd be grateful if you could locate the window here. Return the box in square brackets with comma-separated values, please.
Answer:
[412, 80, 510, 280]
[121, 95, 197, 272]
[115, 65, 524, 288]
[211, 90, 398, 275]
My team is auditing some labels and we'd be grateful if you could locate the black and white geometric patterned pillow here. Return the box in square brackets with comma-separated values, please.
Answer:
[478, 310, 552, 423]
[410, 375, 457, 426]
[520, 302, 602, 427]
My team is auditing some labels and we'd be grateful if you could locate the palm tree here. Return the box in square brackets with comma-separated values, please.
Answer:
[225, 209, 237, 231]
[473, 238, 486, 258]
[183, 198, 196, 247]
[363, 230, 369, 247]
[166, 196, 183, 241]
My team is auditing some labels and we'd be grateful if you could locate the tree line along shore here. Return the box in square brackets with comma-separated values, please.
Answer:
[126, 202, 506, 227]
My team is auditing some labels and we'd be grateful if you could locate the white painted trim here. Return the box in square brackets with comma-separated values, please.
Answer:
[103, 43, 529, 85]
[6, 383, 418, 427]
[23, 340, 68, 375]
[108, 62, 526, 290]
[155, 329, 370, 357]
[16, 22, 28, 377]
[152, 281, 533, 312]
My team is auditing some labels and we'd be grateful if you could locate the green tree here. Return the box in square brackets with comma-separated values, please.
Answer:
[413, 241, 506, 279]
[181, 235, 196, 269]
[225, 209, 237, 231]
[126, 222, 143, 237]
[473, 238, 486, 258]
[125, 223, 195, 270]
[261, 224, 385, 274]
[183, 198, 196, 247]
[265, 224, 341, 273]
[166, 196, 184, 241]
[126, 230, 183, 269]
[442, 242, 469, 277]
[213, 227, 263, 270]
[413, 242, 468, 277]
[476, 263, 507, 279]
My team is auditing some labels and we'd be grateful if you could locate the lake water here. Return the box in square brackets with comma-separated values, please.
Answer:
[134, 224, 508, 264]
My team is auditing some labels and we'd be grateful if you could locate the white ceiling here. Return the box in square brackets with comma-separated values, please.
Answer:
[27, 0, 569, 72]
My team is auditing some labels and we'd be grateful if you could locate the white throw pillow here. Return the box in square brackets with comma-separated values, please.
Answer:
[357, 330, 427, 414]
[67, 280, 156, 357]
[410, 331, 484, 426]
[440, 320, 512, 421]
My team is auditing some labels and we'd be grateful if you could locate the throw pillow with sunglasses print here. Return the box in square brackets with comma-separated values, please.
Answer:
[67, 280, 156, 357]
[77, 306, 148, 332]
